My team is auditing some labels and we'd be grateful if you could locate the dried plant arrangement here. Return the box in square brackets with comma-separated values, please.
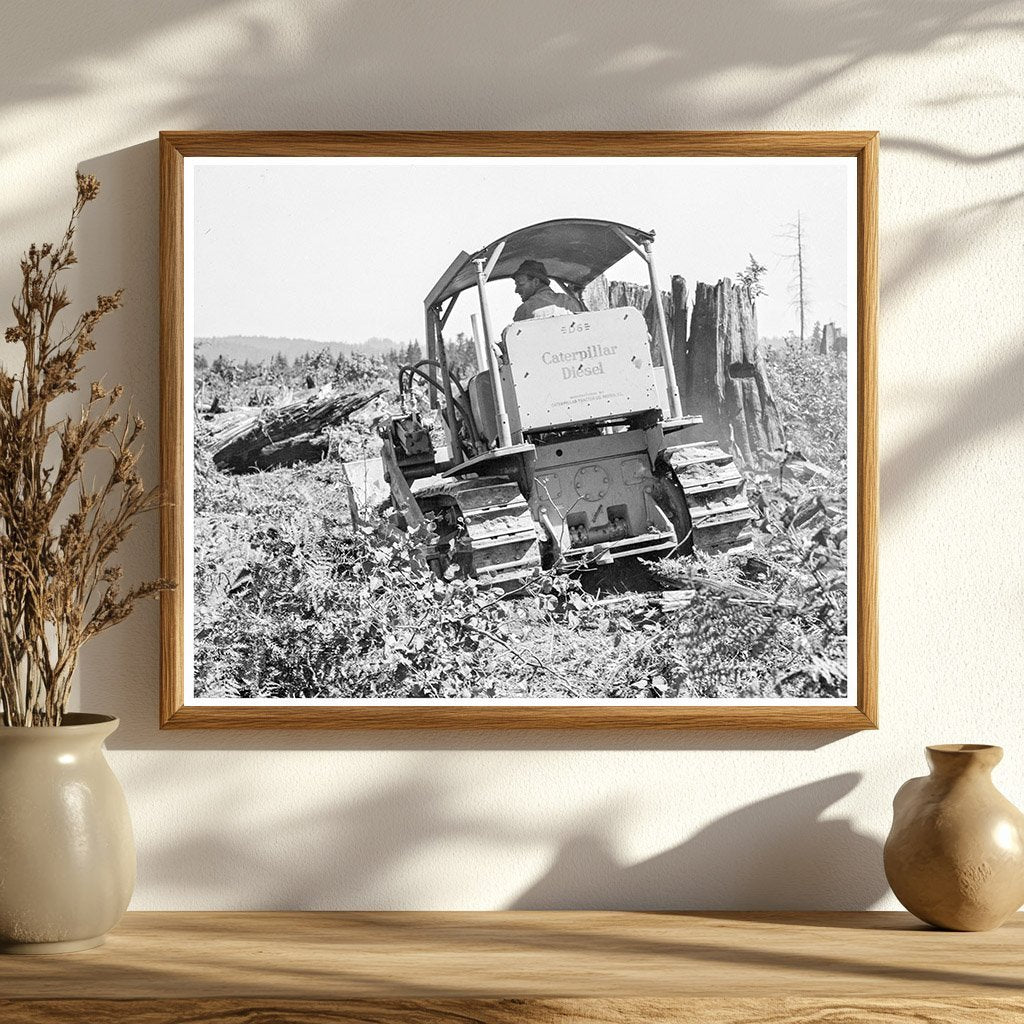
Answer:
[0, 174, 170, 726]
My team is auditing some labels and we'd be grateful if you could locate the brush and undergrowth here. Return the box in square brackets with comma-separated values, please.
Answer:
[192, 340, 848, 700]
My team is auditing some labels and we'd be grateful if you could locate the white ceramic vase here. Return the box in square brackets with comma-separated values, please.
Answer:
[0, 713, 135, 953]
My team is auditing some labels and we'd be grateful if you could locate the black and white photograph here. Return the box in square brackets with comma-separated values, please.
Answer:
[177, 145, 865, 715]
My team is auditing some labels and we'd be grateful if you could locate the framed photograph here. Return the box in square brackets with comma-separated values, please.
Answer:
[160, 131, 877, 729]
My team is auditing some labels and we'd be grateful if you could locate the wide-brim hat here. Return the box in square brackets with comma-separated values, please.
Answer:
[511, 259, 550, 283]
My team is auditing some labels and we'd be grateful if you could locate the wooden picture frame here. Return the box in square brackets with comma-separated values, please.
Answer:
[160, 131, 877, 730]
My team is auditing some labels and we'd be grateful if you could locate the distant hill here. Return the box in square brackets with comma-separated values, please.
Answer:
[194, 335, 402, 365]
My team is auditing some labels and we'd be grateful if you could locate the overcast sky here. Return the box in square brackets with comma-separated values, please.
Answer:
[190, 156, 854, 347]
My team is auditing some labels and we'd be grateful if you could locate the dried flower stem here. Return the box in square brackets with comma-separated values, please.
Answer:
[0, 173, 172, 726]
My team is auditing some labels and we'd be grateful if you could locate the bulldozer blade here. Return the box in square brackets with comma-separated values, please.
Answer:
[340, 457, 389, 525]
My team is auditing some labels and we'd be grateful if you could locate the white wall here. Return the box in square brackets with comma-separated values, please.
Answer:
[2, 0, 1021, 910]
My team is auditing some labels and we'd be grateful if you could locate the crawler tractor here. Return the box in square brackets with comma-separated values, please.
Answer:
[376, 218, 753, 587]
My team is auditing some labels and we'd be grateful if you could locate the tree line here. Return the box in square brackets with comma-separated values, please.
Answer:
[195, 334, 482, 391]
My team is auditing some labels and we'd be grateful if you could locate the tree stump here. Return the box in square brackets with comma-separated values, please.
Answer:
[670, 275, 688, 408]
[583, 274, 781, 464]
[821, 322, 836, 355]
[686, 279, 785, 467]
[582, 274, 686, 395]
[581, 275, 611, 312]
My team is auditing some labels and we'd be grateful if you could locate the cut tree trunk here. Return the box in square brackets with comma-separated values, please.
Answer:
[670, 275, 688, 407]
[581, 273, 782, 466]
[582, 274, 686, 397]
[207, 386, 386, 473]
[686, 279, 785, 467]
[608, 280, 671, 370]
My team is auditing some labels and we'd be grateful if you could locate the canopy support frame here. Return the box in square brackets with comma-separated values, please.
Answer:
[474, 255, 513, 450]
[642, 240, 683, 420]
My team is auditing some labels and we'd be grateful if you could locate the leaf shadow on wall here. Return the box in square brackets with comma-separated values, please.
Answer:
[128, 757, 885, 911]
[882, 190, 1023, 312]
[511, 773, 886, 910]
[0, 0, 1019, 250]
[882, 336, 1024, 511]
[3, 0, 1016, 133]
[878, 142, 1024, 512]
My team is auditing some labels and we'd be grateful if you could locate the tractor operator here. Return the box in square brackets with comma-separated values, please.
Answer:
[511, 260, 585, 321]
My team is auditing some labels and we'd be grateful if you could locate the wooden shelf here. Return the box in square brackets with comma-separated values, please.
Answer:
[1, 911, 1021, 1022]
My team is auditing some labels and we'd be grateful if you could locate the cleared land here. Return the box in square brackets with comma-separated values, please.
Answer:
[192, 342, 848, 700]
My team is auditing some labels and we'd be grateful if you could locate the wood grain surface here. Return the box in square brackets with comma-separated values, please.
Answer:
[1, 911, 1020, 1022]
[3, 998, 1023, 1024]
[2, 911, 1020, 997]
[159, 133, 186, 732]
[160, 130, 879, 157]
[159, 131, 879, 731]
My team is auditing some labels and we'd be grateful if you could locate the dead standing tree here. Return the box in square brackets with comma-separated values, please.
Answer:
[685, 279, 785, 467]
[779, 211, 810, 342]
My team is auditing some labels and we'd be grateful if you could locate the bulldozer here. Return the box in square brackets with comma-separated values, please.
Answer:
[371, 218, 753, 587]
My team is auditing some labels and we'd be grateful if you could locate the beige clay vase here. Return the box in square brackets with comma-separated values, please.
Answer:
[884, 744, 1024, 930]
[0, 713, 135, 953]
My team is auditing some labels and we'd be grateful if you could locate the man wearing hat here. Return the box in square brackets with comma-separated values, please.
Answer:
[511, 260, 585, 322]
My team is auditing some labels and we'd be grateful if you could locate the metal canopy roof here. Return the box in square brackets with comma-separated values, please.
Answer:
[424, 218, 655, 309]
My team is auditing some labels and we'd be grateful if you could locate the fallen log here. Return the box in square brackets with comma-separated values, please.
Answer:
[645, 562, 799, 612]
[596, 589, 697, 614]
[209, 386, 387, 473]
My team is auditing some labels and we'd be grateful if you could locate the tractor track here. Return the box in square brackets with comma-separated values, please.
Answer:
[663, 440, 754, 555]
[416, 474, 542, 586]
